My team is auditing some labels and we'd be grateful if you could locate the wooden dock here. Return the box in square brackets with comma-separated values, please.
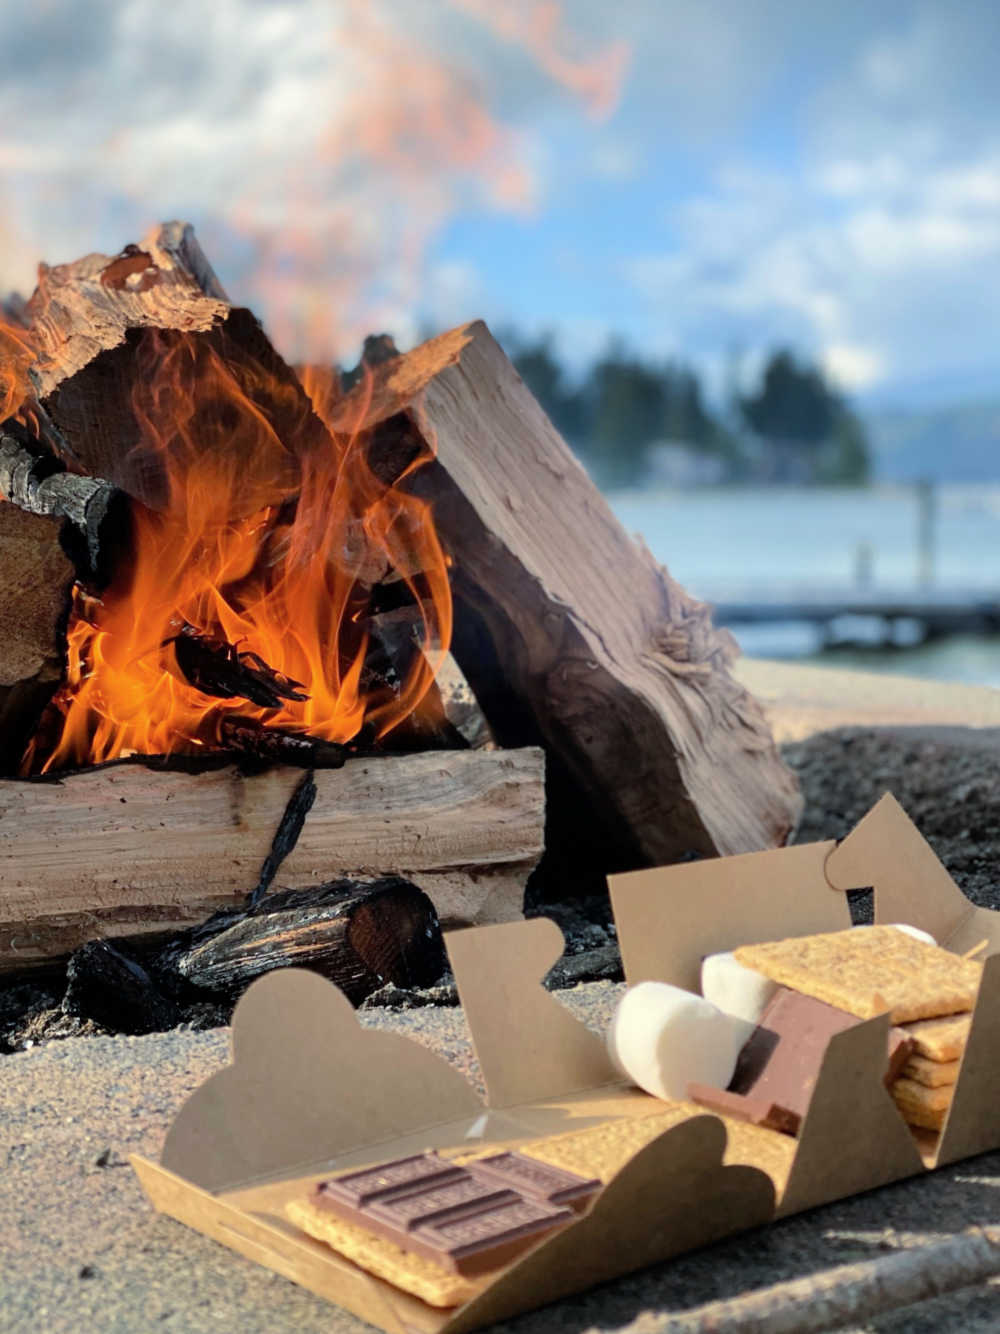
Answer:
[709, 586, 1000, 643]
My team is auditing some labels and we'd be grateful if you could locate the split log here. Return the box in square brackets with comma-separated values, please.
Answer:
[0, 503, 74, 771]
[17, 222, 332, 512]
[157, 876, 446, 1003]
[0, 436, 127, 772]
[0, 746, 544, 974]
[333, 322, 802, 869]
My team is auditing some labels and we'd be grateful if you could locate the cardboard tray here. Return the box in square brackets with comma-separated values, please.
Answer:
[132, 793, 1000, 1333]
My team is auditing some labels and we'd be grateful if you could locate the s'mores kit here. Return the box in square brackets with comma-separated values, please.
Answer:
[132, 793, 1000, 1333]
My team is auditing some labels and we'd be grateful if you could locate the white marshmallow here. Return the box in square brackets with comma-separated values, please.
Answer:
[700, 951, 780, 1025]
[888, 922, 937, 946]
[607, 981, 755, 1102]
[851, 922, 937, 946]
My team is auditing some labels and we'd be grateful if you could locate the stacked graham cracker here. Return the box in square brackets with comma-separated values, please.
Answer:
[735, 927, 981, 1133]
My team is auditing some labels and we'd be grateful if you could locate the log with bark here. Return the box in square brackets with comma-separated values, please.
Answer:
[0, 747, 544, 974]
[329, 321, 802, 871]
[156, 876, 446, 1003]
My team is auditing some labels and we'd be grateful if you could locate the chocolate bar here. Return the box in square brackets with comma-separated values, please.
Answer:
[688, 987, 915, 1136]
[684, 1083, 802, 1135]
[467, 1152, 600, 1210]
[313, 1151, 580, 1275]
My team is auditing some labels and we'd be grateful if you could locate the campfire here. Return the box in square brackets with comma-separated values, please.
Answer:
[0, 223, 801, 1030]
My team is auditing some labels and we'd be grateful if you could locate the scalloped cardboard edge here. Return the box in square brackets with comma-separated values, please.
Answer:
[133, 791, 1000, 1332]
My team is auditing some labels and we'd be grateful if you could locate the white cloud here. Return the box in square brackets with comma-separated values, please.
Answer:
[0, 0, 628, 361]
[622, 4, 1000, 401]
[822, 343, 886, 392]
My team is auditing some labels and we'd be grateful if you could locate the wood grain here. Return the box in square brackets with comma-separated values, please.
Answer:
[0, 747, 544, 973]
[335, 321, 802, 866]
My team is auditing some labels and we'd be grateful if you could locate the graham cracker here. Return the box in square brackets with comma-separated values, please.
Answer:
[285, 1198, 482, 1308]
[517, 1105, 797, 1196]
[734, 927, 981, 1024]
[902, 1013, 972, 1063]
[901, 1053, 961, 1087]
[890, 1077, 954, 1132]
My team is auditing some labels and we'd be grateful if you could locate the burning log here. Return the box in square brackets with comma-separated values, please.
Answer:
[168, 624, 309, 710]
[0, 434, 127, 772]
[0, 504, 75, 770]
[3, 224, 452, 773]
[156, 876, 446, 1004]
[217, 717, 347, 769]
[17, 222, 331, 513]
[0, 747, 544, 973]
[334, 322, 802, 869]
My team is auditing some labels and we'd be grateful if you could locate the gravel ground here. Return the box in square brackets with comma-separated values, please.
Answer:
[786, 724, 1000, 914]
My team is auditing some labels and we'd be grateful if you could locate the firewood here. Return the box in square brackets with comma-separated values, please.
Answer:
[156, 876, 446, 1004]
[0, 430, 126, 580]
[217, 718, 348, 769]
[18, 222, 332, 513]
[63, 938, 179, 1034]
[0, 747, 544, 973]
[0, 504, 75, 772]
[333, 322, 802, 867]
[366, 606, 493, 749]
[168, 623, 308, 709]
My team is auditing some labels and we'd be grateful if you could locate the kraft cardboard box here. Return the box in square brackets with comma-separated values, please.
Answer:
[132, 793, 1000, 1333]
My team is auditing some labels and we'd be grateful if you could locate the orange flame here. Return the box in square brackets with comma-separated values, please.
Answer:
[0, 312, 36, 428]
[27, 330, 451, 772]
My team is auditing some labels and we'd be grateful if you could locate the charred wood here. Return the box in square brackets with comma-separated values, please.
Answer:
[0, 430, 127, 581]
[250, 769, 317, 906]
[217, 717, 347, 769]
[63, 938, 179, 1034]
[156, 876, 446, 1004]
[169, 623, 309, 709]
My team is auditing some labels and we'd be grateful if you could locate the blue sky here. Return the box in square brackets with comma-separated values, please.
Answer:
[2, 1, 999, 411]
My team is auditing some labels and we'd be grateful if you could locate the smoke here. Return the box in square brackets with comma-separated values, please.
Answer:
[0, 0, 628, 362]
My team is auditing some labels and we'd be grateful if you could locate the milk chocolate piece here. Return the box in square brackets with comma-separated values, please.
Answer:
[685, 1083, 801, 1135]
[319, 1152, 461, 1207]
[468, 1152, 600, 1211]
[727, 987, 857, 1115]
[314, 1152, 574, 1275]
[416, 1194, 574, 1274]
[689, 987, 917, 1136]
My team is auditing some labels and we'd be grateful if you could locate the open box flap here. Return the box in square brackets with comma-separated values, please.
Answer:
[445, 917, 620, 1107]
[440, 1115, 775, 1334]
[132, 1156, 416, 1334]
[160, 967, 482, 1192]
[777, 1015, 924, 1216]
[608, 840, 848, 991]
[935, 953, 1000, 1166]
[824, 793, 1000, 956]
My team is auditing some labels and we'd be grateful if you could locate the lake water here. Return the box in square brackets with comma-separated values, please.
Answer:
[608, 484, 1000, 688]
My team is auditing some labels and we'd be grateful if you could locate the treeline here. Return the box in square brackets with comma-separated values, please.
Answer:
[499, 332, 872, 490]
